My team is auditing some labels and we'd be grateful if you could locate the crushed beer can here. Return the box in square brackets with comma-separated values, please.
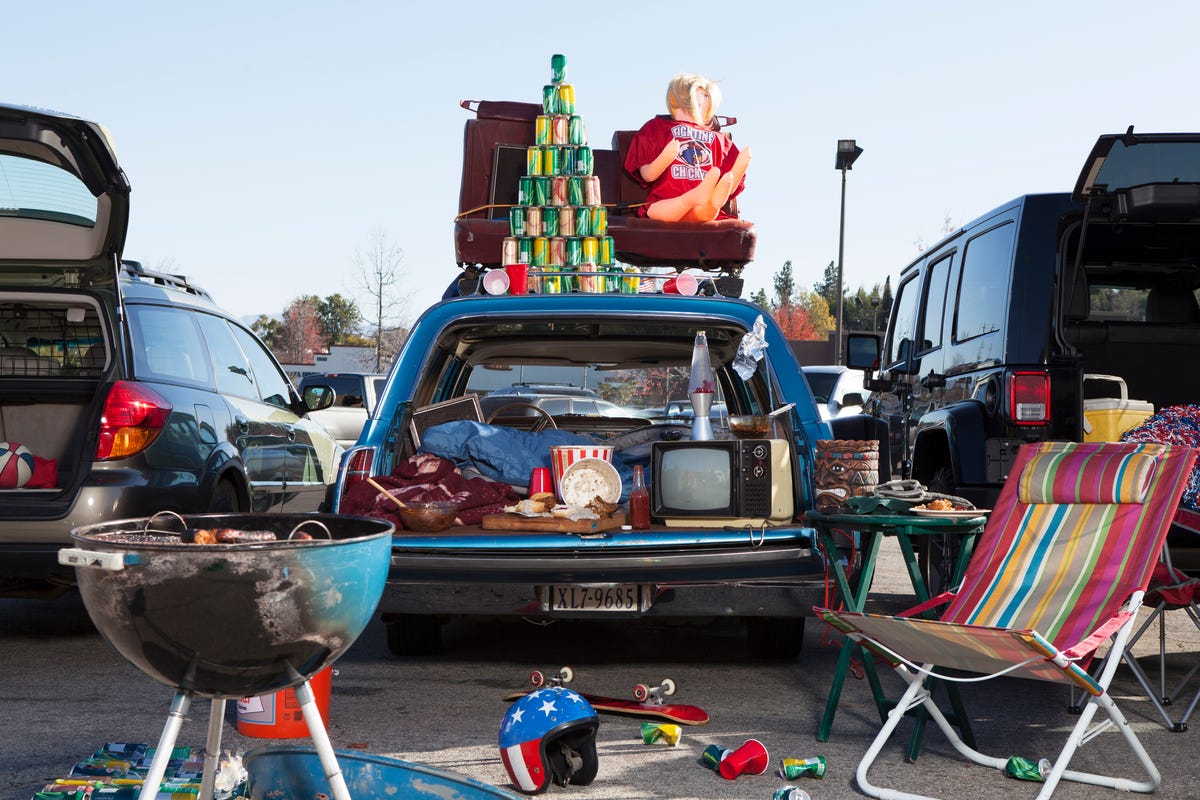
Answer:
[773, 787, 812, 800]
[701, 744, 731, 771]
[1004, 755, 1051, 782]
[778, 755, 826, 779]
[640, 721, 682, 746]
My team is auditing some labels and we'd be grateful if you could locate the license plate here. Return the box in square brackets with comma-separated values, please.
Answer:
[549, 585, 641, 612]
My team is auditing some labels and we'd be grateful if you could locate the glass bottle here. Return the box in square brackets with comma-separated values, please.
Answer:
[630, 465, 650, 530]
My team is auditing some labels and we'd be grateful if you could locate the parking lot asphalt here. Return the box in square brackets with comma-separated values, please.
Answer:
[1, 538, 1198, 800]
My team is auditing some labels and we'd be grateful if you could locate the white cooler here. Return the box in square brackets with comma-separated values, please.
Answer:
[1082, 374, 1154, 442]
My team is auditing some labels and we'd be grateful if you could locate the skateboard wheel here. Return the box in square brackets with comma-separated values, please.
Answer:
[558, 666, 575, 683]
[662, 678, 677, 696]
[530, 670, 545, 687]
[633, 683, 649, 702]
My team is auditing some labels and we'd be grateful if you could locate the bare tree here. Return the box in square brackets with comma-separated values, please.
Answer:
[354, 227, 409, 372]
[274, 298, 324, 364]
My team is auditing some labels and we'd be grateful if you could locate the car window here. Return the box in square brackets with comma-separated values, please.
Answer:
[129, 305, 212, 386]
[886, 273, 922, 366]
[232, 325, 294, 409]
[540, 398, 571, 415]
[955, 222, 1013, 342]
[919, 254, 952, 353]
[196, 313, 256, 397]
[0, 154, 96, 226]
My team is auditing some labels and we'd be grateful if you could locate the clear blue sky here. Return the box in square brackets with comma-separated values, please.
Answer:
[9, 2, 1198, 322]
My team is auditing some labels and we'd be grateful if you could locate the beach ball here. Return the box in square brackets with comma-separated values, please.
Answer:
[0, 441, 34, 488]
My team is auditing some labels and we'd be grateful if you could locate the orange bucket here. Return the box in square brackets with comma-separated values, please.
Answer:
[236, 666, 332, 738]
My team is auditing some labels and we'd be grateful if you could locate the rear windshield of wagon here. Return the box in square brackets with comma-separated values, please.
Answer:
[429, 316, 772, 418]
[0, 154, 97, 226]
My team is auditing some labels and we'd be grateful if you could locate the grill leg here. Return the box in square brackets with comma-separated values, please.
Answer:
[294, 678, 350, 800]
[198, 698, 227, 799]
[139, 691, 191, 800]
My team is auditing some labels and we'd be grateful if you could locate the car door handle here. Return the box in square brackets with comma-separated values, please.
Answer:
[920, 371, 946, 390]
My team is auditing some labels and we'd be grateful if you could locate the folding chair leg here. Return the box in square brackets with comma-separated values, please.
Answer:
[1121, 601, 1200, 732]
[855, 664, 1162, 800]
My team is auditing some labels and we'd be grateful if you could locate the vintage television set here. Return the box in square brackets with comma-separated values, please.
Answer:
[650, 439, 794, 527]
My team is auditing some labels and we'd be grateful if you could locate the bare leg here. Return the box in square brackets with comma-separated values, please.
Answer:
[646, 169, 721, 222]
[700, 148, 753, 220]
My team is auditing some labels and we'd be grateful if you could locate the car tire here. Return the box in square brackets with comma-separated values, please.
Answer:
[745, 616, 805, 660]
[917, 466, 963, 595]
[207, 479, 241, 513]
[386, 615, 443, 656]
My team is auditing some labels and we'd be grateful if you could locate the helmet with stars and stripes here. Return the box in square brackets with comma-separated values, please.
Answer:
[499, 686, 600, 794]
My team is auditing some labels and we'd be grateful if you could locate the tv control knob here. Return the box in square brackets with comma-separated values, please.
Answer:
[751, 444, 767, 458]
[752, 465, 766, 478]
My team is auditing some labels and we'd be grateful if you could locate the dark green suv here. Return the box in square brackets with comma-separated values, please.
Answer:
[0, 103, 342, 597]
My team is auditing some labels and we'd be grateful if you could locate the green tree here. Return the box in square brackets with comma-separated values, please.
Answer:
[251, 314, 281, 350]
[317, 293, 362, 344]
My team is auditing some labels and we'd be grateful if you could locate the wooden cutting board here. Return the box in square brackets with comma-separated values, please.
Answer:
[481, 512, 627, 534]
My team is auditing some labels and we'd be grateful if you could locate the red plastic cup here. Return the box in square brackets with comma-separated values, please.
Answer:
[718, 738, 769, 780]
[529, 467, 552, 495]
[505, 263, 530, 295]
[662, 273, 698, 295]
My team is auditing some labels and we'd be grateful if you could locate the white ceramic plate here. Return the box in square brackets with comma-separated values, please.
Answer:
[559, 458, 622, 507]
[910, 508, 990, 518]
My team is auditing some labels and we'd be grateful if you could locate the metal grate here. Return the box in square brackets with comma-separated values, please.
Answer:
[0, 303, 106, 376]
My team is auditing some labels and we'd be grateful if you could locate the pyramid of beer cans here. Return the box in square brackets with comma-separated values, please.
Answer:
[501, 54, 636, 293]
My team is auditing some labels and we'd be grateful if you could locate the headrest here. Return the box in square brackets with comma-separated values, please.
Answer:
[1145, 287, 1200, 323]
[1017, 442, 1159, 505]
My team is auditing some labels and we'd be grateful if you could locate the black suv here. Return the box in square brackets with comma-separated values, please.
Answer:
[0, 103, 342, 597]
[851, 129, 1200, 574]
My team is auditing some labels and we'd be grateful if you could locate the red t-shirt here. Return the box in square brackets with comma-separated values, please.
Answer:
[623, 116, 743, 218]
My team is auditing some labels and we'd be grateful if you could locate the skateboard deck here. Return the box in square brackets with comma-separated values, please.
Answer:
[504, 668, 709, 725]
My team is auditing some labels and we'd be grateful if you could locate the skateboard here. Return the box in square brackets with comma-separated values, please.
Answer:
[503, 666, 710, 725]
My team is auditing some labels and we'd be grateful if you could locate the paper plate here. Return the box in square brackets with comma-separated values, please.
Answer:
[558, 458, 622, 507]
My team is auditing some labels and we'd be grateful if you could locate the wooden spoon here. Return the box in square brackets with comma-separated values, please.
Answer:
[366, 477, 408, 510]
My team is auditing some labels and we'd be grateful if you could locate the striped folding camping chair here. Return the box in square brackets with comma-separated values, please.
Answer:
[816, 441, 1196, 800]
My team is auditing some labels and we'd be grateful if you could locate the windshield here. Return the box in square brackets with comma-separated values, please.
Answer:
[803, 371, 837, 404]
[0, 154, 96, 226]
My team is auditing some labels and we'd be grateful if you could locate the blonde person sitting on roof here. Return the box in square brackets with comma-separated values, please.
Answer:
[623, 73, 751, 222]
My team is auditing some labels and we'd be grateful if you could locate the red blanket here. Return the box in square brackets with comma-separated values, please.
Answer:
[339, 453, 519, 529]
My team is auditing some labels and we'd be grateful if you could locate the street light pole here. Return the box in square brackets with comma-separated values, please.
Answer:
[834, 139, 862, 365]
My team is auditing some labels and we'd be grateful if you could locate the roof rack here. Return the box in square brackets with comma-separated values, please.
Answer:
[120, 259, 212, 300]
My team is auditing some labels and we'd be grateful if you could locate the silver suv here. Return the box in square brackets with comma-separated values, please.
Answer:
[0, 104, 342, 598]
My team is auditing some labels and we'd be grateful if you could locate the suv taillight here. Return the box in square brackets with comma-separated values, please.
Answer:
[1008, 371, 1050, 426]
[96, 380, 172, 459]
[339, 447, 376, 501]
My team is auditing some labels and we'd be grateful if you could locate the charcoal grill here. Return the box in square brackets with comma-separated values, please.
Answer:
[60, 511, 394, 800]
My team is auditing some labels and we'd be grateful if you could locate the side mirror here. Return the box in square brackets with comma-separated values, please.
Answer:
[839, 392, 865, 409]
[845, 333, 881, 372]
[303, 385, 336, 412]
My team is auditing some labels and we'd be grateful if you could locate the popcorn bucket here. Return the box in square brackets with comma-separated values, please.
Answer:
[550, 445, 614, 497]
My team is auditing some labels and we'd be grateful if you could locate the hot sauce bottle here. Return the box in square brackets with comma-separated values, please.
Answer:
[630, 465, 650, 530]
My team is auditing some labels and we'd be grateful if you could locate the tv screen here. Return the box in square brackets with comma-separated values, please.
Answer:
[657, 446, 732, 512]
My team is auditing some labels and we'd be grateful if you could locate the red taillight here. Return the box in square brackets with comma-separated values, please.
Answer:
[96, 380, 172, 459]
[1009, 371, 1050, 426]
[339, 447, 376, 500]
